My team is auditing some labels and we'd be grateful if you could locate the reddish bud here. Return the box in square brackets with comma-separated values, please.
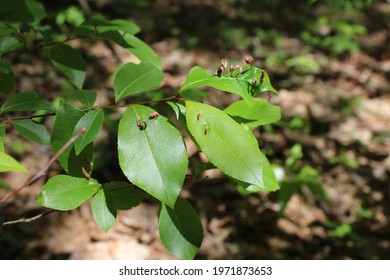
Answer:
[149, 112, 159, 119]
[221, 59, 228, 68]
[245, 56, 254, 65]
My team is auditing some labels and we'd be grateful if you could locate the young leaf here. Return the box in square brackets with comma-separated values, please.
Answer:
[36, 175, 100, 211]
[0, 59, 15, 94]
[0, 91, 55, 114]
[186, 101, 279, 191]
[0, 0, 47, 23]
[73, 109, 104, 155]
[118, 105, 188, 208]
[91, 188, 117, 232]
[158, 198, 203, 260]
[224, 98, 281, 127]
[50, 44, 86, 89]
[51, 101, 93, 176]
[179, 66, 277, 103]
[104, 181, 146, 210]
[0, 151, 28, 173]
[75, 89, 96, 108]
[114, 62, 164, 102]
[12, 119, 50, 145]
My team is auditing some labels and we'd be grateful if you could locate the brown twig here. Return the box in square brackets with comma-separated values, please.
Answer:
[0, 94, 185, 122]
[0, 128, 87, 207]
[3, 209, 56, 225]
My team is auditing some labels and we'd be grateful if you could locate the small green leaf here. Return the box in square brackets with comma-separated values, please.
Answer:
[186, 101, 279, 191]
[0, 35, 22, 54]
[73, 109, 104, 155]
[0, 151, 28, 173]
[12, 119, 50, 145]
[50, 44, 86, 89]
[0, 92, 55, 114]
[0, 0, 47, 23]
[91, 188, 117, 232]
[224, 98, 281, 127]
[114, 62, 164, 102]
[159, 198, 203, 260]
[36, 175, 100, 211]
[179, 66, 277, 103]
[75, 89, 96, 108]
[118, 105, 188, 207]
[104, 181, 147, 210]
[0, 60, 15, 94]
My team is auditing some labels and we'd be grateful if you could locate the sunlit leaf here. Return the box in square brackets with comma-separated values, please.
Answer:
[118, 105, 187, 207]
[186, 101, 279, 191]
[36, 175, 100, 210]
[0, 151, 28, 173]
[91, 188, 116, 232]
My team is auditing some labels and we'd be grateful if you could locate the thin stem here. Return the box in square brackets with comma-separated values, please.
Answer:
[0, 94, 185, 122]
[3, 209, 56, 225]
[0, 128, 87, 207]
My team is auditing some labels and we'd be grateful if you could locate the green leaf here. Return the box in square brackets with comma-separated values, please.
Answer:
[75, 89, 96, 108]
[12, 119, 50, 145]
[51, 102, 93, 176]
[114, 62, 164, 102]
[0, 151, 28, 173]
[122, 35, 162, 69]
[104, 181, 147, 210]
[158, 198, 203, 260]
[118, 105, 188, 207]
[0, 92, 55, 114]
[36, 175, 100, 211]
[0, 123, 5, 152]
[186, 101, 279, 191]
[0, 59, 15, 94]
[179, 66, 277, 103]
[0, 35, 22, 54]
[224, 98, 281, 127]
[0, 0, 47, 23]
[73, 109, 104, 155]
[75, 16, 140, 36]
[50, 44, 86, 89]
[91, 188, 117, 232]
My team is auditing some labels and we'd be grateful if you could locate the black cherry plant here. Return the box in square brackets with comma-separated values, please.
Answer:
[0, 0, 281, 259]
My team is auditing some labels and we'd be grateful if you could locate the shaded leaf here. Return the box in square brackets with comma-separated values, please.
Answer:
[0, 151, 28, 173]
[0, 91, 55, 114]
[0, 59, 15, 94]
[74, 16, 140, 36]
[114, 62, 164, 102]
[186, 101, 279, 191]
[75, 89, 96, 108]
[159, 198, 203, 260]
[224, 98, 281, 127]
[36, 175, 100, 210]
[0, 123, 5, 152]
[104, 181, 147, 210]
[50, 44, 86, 89]
[0, 35, 22, 54]
[91, 188, 116, 232]
[73, 109, 104, 155]
[118, 105, 187, 207]
[51, 101, 94, 176]
[0, 0, 46, 23]
[12, 119, 50, 145]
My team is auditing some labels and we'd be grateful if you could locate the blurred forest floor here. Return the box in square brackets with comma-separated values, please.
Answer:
[1, 0, 389, 259]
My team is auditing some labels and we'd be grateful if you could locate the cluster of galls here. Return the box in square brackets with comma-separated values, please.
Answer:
[213, 56, 255, 77]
